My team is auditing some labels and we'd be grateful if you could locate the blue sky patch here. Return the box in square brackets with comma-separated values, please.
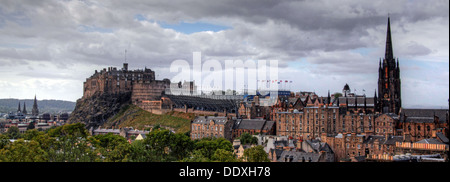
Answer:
[134, 14, 230, 34]
[159, 21, 230, 34]
[77, 25, 114, 33]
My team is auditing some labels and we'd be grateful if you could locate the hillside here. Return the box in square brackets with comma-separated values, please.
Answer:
[103, 104, 195, 134]
[0, 98, 75, 114]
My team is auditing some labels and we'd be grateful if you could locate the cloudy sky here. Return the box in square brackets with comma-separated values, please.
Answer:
[0, 0, 448, 108]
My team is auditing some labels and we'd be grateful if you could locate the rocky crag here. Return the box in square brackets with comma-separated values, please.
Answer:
[67, 92, 131, 129]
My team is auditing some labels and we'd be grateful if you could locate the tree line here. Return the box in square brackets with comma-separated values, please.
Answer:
[0, 123, 269, 162]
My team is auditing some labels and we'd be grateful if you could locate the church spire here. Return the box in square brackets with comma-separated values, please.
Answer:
[32, 94, 39, 116]
[385, 16, 394, 61]
[23, 102, 27, 115]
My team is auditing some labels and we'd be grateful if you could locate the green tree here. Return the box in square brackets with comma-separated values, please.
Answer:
[194, 137, 233, 160]
[170, 133, 194, 160]
[181, 150, 211, 162]
[6, 126, 20, 139]
[125, 140, 155, 162]
[0, 134, 10, 149]
[23, 129, 44, 140]
[239, 132, 258, 145]
[143, 129, 173, 161]
[27, 121, 35, 130]
[243, 145, 270, 162]
[47, 123, 88, 138]
[89, 133, 130, 162]
[212, 149, 241, 162]
[46, 123, 98, 162]
[333, 92, 343, 99]
[0, 139, 47, 162]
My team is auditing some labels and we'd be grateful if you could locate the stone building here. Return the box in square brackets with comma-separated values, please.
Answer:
[190, 116, 234, 141]
[231, 118, 275, 140]
[399, 108, 448, 142]
[82, 63, 171, 114]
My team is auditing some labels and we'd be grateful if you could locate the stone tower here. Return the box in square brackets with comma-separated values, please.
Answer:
[32, 95, 39, 116]
[377, 17, 401, 114]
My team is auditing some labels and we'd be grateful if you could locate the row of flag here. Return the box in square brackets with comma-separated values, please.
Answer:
[257, 80, 293, 84]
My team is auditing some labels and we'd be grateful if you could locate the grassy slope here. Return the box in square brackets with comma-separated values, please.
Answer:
[103, 104, 196, 134]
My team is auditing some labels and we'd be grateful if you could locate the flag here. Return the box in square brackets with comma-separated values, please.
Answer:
[285, 80, 288, 82]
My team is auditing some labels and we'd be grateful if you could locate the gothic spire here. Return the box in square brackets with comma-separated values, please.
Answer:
[385, 16, 394, 61]
[18, 102, 21, 112]
[23, 102, 27, 115]
[32, 94, 39, 116]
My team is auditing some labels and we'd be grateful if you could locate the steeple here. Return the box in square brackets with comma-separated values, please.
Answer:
[32, 95, 39, 116]
[327, 90, 331, 105]
[17, 102, 21, 112]
[22, 102, 27, 115]
[385, 16, 394, 61]
[377, 16, 402, 115]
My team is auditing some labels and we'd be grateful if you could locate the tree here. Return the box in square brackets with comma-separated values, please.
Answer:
[23, 129, 44, 140]
[143, 129, 174, 161]
[170, 133, 194, 160]
[125, 140, 155, 162]
[0, 139, 47, 162]
[0, 134, 10, 150]
[6, 126, 20, 139]
[27, 121, 35, 130]
[333, 92, 343, 99]
[213, 149, 241, 162]
[88, 133, 130, 162]
[239, 132, 258, 145]
[46, 123, 97, 162]
[243, 145, 270, 162]
[194, 137, 233, 160]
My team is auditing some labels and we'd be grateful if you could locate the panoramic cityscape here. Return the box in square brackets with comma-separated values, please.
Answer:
[0, 0, 448, 169]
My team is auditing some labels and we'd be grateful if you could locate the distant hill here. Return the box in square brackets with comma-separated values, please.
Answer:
[0, 98, 76, 114]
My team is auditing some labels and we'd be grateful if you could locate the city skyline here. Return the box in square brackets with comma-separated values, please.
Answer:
[0, 0, 448, 109]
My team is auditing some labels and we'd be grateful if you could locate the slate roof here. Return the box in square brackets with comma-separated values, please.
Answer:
[436, 132, 449, 143]
[277, 150, 321, 162]
[192, 116, 228, 125]
[306, 140, 334, 153]
[400, 108, 448, 123]
[233, 118, 274, 132]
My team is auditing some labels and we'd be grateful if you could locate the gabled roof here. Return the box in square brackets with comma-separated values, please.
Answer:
[436, 132, 449, 143]
[277, 150, 321, 162]
[400, 108, 448, 123]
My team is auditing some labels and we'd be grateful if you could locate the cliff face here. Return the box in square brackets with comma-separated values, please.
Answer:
[67, 92, 132, 129]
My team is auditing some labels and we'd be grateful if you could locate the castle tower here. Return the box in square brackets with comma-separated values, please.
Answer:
[32, 95, 39, 116]
[377, 17, 402, 114]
